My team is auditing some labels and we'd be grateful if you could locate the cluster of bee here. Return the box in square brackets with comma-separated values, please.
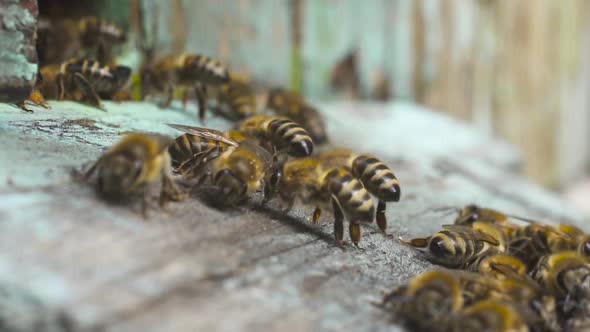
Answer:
[26, 16, 331, 149]
[80, 51, 401, 249]
[378, 205, 590, 331]
[17, 16, 131, 112]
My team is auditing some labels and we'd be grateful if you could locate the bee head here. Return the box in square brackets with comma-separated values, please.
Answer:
[113, 66, 132, 88]
[97, 155, 143, 201]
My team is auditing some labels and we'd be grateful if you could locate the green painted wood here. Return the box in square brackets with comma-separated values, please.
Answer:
[140, 0, 292, 86]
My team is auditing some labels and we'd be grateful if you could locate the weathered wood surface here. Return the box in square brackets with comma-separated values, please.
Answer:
[0, 100, 585, 332]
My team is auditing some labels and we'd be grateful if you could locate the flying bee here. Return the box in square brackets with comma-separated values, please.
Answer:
[401, 222, 508, 269]
[166, 124, 277, 205]
[379, 269, 464, 331]
[78, 16, 127, 64]
[37, 17, 126, 67]
[270, 157, 374, 248]
[53, 59, 131, 110]
[266, 88, 328, 144]
[315, 149, 400, 235]
[141, 53, 230, 122]
[450, 300, 530, 332]
[532, 251, 590, 309]
[83, 133, 183, 216]
[235, 115, 314, 157]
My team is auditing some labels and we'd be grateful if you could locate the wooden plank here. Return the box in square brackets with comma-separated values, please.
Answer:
[0, 99, 581, 331]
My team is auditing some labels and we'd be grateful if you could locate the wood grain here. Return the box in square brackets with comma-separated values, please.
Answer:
[0, 100, 584, 331]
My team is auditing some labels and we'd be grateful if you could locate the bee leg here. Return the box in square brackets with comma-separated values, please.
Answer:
[262, 181, 273, 205]
[73, 73, 106, 111]
[312, 207, 322, 224]
[28, 90, 51, 109]
[181, 88, 189, 111]
[376, 200, 390, 236]
[161, 84, 174, 109]
[14, 101, 34, 113]
[278, 197, 294, 214]
[97, 40, 109, 65]
[195, 83, 208, 124]
[82, 159, 100, 181]
[141, 191, 150, 218]
[331, 197, 346, 250]
[159, 176, 185, 208]
[56, 73, 66, 100]
[398, 236, 430, 248]
[350, 222, 363, 249]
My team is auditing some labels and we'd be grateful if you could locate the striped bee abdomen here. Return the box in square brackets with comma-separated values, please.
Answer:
[182, 54, 230, 85]
[79, 16, 126, 44]
[220, 81, 256, 119]
[427, 230, 486, 268]
[324, 168, 374, 223]
[168, 134, 225, 168]
[267, 117, 314, 157]
[352, 155, 400, 202]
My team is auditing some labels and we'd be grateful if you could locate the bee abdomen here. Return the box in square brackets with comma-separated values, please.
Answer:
[352, 155, 400, 202]
[168, 135, 222, 168]
[224, 83, 256, 118]
[427, 230, 485, 267]
[185, 54, 230, 85]
[79, 17, 126, 43]
[268, 118, 314, 157]
[325, 168, 374, 223]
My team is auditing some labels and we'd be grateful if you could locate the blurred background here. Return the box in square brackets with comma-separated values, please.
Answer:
[38, 0, 590, 214]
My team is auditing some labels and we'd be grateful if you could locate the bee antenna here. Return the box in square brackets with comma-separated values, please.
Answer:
[506, 214, 542, 224]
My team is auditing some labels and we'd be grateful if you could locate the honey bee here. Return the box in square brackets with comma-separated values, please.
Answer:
[271, 157, 374, 248]
[235, 115, 314, 157]
[166, 124, 276, 205]
[50, 59, 131, 110]
[207, 74, 257, 121]
[141, 53, 230, 122]
[78, 16, 127, 64]
[451, 300, 530, 332]
[83, 133, 183, 215]
[37, 17, 126, 66]
[329, 49, 360, 100]
[532, 251, 590, 308]
[315, 149, 400, 235]
[379, 269, 464, 331]
[508, 224, 581, 271]
[266, 88, 328, 144]
[401, 222, 508, 269]
[168, 115, 313, 170]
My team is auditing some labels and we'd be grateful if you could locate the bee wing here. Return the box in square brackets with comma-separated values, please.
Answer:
[166, 124, 239, 147]
[441, 224, 500, 245]
[488, 263, 528, 281]
[506, 214, 544, 224]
